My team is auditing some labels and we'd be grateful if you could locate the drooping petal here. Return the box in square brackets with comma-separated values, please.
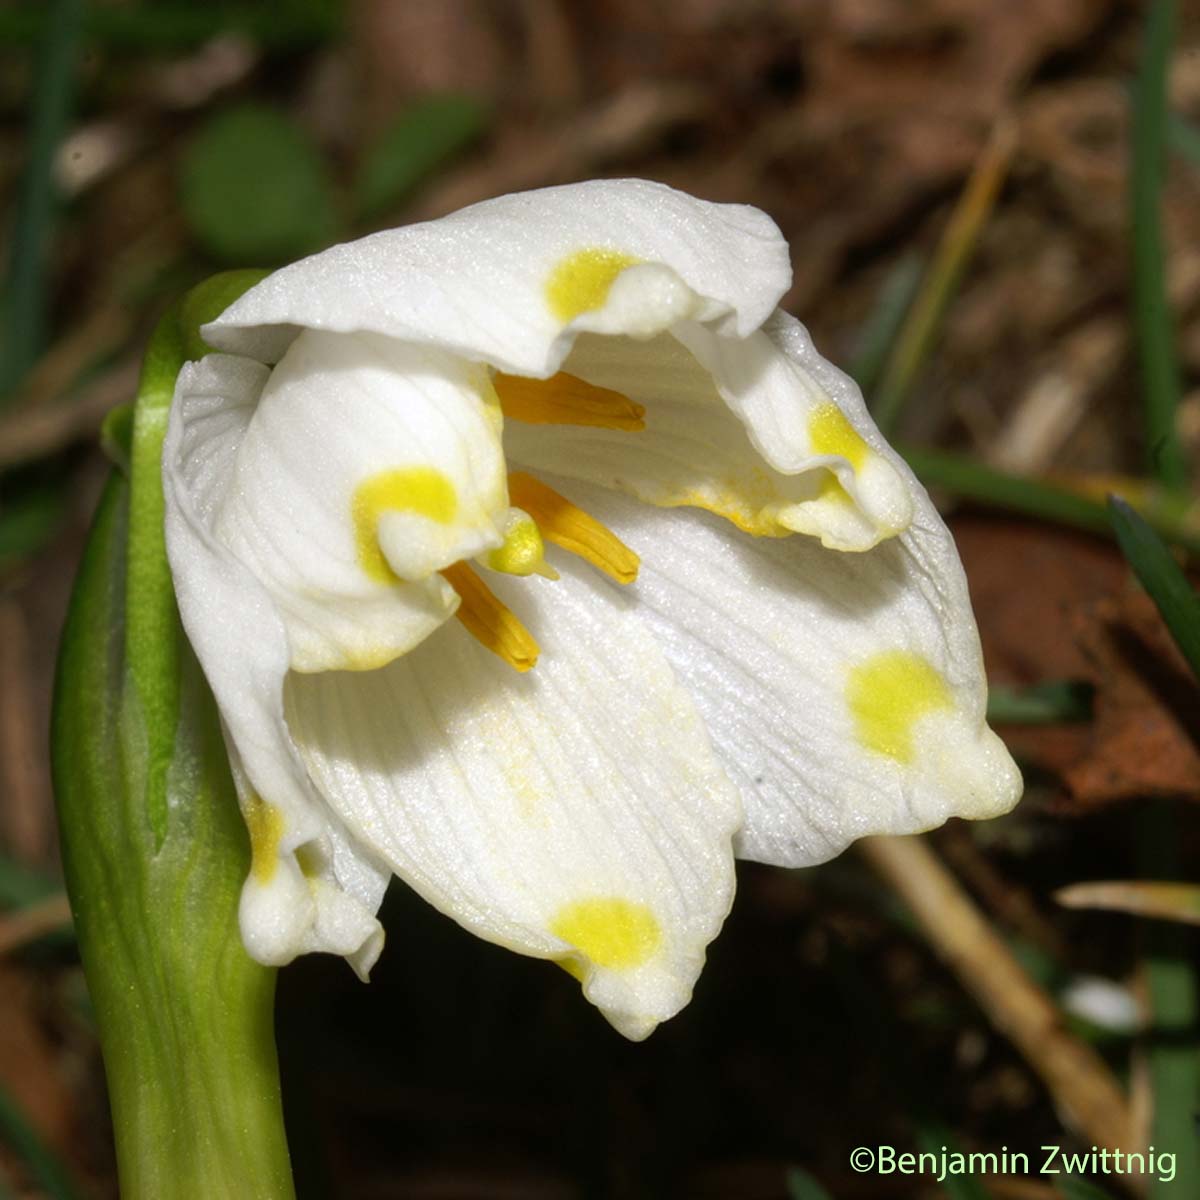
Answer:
[201, 179, 791, 375]
[280, 556, 744, 1040]
[541, 477, 1022, 868]
[183, 332, 510, 673]
[504, 315, 913, 551]
[162, 362, 389, 974]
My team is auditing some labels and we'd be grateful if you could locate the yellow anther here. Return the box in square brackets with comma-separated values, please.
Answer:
[244, 794, 284, 885]
[493, 371, 646, 432]
[508, 472, 639, 585]
[441, 561, 540, 672]
[483, 508, 559, 579]
[545, 247, 640, 322]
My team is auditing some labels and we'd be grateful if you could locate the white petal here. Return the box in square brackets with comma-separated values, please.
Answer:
[202, 179, 791, 374]
[673, 311, 915, 548]
[164, 352, 390, 974]
[281, 556, 743, 1039]
[191, 332, 510, 672]
[546, 478, 1022, 868]
[504, 320, 913, 549]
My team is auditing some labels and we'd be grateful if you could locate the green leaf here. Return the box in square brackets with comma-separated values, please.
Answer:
[353, 94, 489, 220]
[1108, 496, 1200, 682]
[180, 105, 339, 263]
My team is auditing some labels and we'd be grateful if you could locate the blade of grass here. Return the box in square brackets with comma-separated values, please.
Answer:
[0, 1082, 80, 1200]
[1168, 112, 1200, 167]
[872, 115, 1017, 436]
[986, 680, 1093, 725]
[1056, 881, 1200, 927]
[1136, 806, 1200, 1198]
[848, 252, 923, 397]
[1131, 0, 1186, 488]
[1108, 504, 1200, 1193]
[901, 445, 1200, 556]
[1108, 496, 1200, 679]
[0, 0, 83, 404]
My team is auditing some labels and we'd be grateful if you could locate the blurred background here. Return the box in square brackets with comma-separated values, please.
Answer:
[3, 0, 1200, 1196]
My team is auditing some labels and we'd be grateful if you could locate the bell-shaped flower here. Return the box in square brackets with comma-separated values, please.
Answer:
[163, 179, 1021, 1039]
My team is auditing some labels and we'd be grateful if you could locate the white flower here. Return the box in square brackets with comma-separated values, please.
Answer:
[163, 179, 1021, 1040]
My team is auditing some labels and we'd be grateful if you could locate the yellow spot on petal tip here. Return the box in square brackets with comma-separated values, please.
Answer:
[508, 472, 639, 584]
[493, 371, 646, 432]
[353, 467, 458, 584]
[809, 403, 869, 471]
[545, 248, 640, 323]
[551, 897, 662, 972]
[441, 560, 540, 672]
[244, 795, 284, 885]
[847, 650, 953, 763]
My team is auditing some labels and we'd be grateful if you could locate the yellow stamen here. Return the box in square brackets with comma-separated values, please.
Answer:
[441, 561, 539, 672]
[493, 371, 646, 432]
[508, 472, 639, 584]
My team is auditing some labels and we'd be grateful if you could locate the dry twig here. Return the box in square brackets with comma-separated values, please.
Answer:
[860, 835, 1137, 1164]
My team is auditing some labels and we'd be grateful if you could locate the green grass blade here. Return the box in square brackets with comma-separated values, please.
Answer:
[848, 253, 922, 397]
[1168, 112, 1200, 167]
[0, 0, 83, 404]
[1131, 0, 1187, 487]
[1108, 496, 1200, 681]
[0, 1082, 80, 1200]
[986, 680, 1093, 724]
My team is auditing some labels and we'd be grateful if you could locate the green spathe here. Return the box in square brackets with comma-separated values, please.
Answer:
[51, 272, 293, 1199]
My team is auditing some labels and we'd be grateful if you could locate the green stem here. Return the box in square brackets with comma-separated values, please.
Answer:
[52, 283, 293, 1198]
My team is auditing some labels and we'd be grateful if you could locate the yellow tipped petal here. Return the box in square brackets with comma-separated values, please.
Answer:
[494, 370, 646, 432]
[551, 897, 662, 972]
[846, 651, 953, 763]
[441, 561, 539, 672]
[244, 794, 285, 885]
[545, 248, 640, 322]
[508, 472, 640, 584]
[352, 466, 458, 584]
